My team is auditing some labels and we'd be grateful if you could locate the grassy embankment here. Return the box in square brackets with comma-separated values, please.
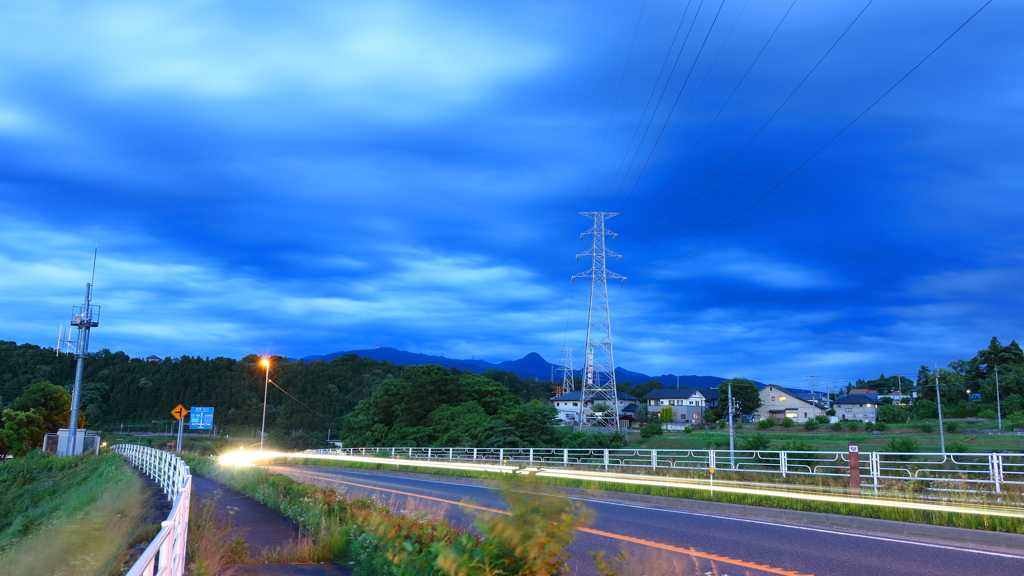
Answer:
[0, 451, 158, 576]
[270, 454, 1024, 534]
[185, 454, 602, 576]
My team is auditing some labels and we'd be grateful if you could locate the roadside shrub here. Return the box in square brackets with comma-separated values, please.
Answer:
[740, 433, 771, 451]
[814, 415, 831, 424]
[780, 417, 794, 428]
[640, 421, 663, 440]
[830, 422, 842, 431]
[916, 422, 934, 433]
[374, 449, 391, 458]
[683, 425, 694, 434]
[947, 441, 970, 453]
[943, 421, 960, 433]
[758, 419, 775, 429]
[874, 423, 887, 432]
[978, 409, 997, 420]
[864, 422, 875, 432]
[846, 421, 861, 431]
[803, 419, 819, 431]
[717, 420, 728, 429]
[884, 437, 919, 453]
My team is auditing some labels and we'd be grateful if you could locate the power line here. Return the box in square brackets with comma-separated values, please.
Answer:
[628, 0, 875, 256]
[635, 0, 994, 277]
[612, 0, 730, 212]
[620, 0, 798, 231]
[268, 378, 330, 421]
[600, 0, 698, 208]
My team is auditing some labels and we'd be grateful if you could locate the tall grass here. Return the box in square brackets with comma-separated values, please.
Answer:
[0, 451, 152, 576]
[186, 456, 596, 575]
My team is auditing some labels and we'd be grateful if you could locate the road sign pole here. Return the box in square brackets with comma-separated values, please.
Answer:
[176, 416, 184, 452]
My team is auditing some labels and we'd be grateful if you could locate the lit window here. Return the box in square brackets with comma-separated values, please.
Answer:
[786, 412, 797, 418]
[693, 413, 700, 419]
[779, 396, 787, 401]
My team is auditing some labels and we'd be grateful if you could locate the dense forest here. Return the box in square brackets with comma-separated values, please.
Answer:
[0, 340, 554, 449]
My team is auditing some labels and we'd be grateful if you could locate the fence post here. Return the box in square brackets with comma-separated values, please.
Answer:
[709, 450, 716, 474]
[871, 451, 880, 495]
[500, 448, 504, 465]
[651, 449, 657, 471]
[848, 442, 861, 496]
[529, 448, 534, 466]
[427, 447, 432, 461]
[992, 453, 1003, 494]
[473, 448, 478, 462]
[449, 447, 454, 461]
[391, 447, 395, 458]
[564, 448, 568, 467]
[780, 451, 787, 478]
[604, 449, 609, 472]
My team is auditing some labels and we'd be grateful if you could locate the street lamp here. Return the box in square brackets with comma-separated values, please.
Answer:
[260, 358, 270, 452]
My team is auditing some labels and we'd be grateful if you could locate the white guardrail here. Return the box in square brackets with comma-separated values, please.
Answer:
[305, 447, 1024, 495]
[113, 444, 191, 576]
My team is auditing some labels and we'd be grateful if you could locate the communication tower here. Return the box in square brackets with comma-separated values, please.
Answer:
[572, 212, 625, 432]
[57, 250, 100, 457]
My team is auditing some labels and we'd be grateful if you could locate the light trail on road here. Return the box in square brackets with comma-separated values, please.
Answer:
[220, 450, 1024, 521]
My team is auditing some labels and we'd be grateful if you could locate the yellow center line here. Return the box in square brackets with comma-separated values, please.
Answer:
[274, 467, 815, 576]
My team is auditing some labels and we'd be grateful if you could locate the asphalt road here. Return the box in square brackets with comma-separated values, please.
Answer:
[268, 464, 1024, 576]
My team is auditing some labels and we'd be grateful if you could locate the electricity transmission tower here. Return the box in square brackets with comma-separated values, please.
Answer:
[559, 346, 576, 394]
[58, 250, 100, 457]
[572, 212, 625, 432]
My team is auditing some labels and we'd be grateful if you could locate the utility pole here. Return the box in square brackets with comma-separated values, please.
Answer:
[935, 362, 945, 454]
[573, 212, 625, 433]
[728, 381, 735, 469]
[995, 365, 1003, 431]
[807, 373, 816, 400]
[897, 373, 903, 395]
[676, 375, 680, 389]
[61, 249, 100, 457]
[260, 358, 271, 451]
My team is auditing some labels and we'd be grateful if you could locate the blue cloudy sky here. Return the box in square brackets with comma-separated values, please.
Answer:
[1, 0, 1021, 387]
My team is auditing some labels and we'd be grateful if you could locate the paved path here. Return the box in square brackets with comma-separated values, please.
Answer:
[269, 464, 1024, 576]
[191, 474, 351, 575]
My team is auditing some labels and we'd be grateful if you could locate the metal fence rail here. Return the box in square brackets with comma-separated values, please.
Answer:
[304, 446, 1024, 495]
[114, 444, 191, 576]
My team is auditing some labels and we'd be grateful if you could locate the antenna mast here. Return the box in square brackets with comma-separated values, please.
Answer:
[62, 249, 101, 457]
[573, 212, 625, 433]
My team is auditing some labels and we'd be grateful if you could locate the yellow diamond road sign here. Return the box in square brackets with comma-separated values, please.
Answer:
[171, 404, 188, 420]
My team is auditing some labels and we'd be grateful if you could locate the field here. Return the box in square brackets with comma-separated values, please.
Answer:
[632, 419, 1024, 453]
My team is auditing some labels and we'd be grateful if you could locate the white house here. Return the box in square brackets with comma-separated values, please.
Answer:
[755, 385, 827, 424]
[644, 388, 707, 425]
[550, 391, 639, 425]
[832, 394, 879, 423]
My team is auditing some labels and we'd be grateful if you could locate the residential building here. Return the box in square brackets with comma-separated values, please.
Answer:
[832, 394, 879, 422]
[755, 385, 827, 424]
[550, 391, 639, 426]
[644, 388, 707, 425]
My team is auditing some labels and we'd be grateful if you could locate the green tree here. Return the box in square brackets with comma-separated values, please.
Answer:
[659, 406, 674, 423]
[640, 420, 663, 440]
[0, 409, 45, 458]
[719, 378, 761, 416]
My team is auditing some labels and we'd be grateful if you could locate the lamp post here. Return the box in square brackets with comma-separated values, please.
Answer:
[260, 358, 270, 452]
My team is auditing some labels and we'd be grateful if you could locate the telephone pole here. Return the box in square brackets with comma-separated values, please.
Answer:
[935, 362, 946, 454]
[573, 212, 625, 433]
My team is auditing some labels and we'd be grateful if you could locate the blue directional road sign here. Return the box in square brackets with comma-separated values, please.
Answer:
[190, 407, 214, 430]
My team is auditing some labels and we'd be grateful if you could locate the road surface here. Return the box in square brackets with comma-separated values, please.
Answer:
[269, 464, 1024, 576]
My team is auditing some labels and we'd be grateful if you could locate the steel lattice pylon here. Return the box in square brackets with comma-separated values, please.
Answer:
[559, 346, 576, 394]
[573, 212, 625, 432]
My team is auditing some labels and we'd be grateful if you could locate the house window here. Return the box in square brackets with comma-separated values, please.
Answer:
[771, 396, 775, 401]
[662, 400, 669, 406]
[573, 402, 578, 406]
[845, 408, 852, 412]
[779, 396, 787, 401]
[785, 412, 797, 418]
[804, 412, 807, 418]
[693, 413, 700, 419]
